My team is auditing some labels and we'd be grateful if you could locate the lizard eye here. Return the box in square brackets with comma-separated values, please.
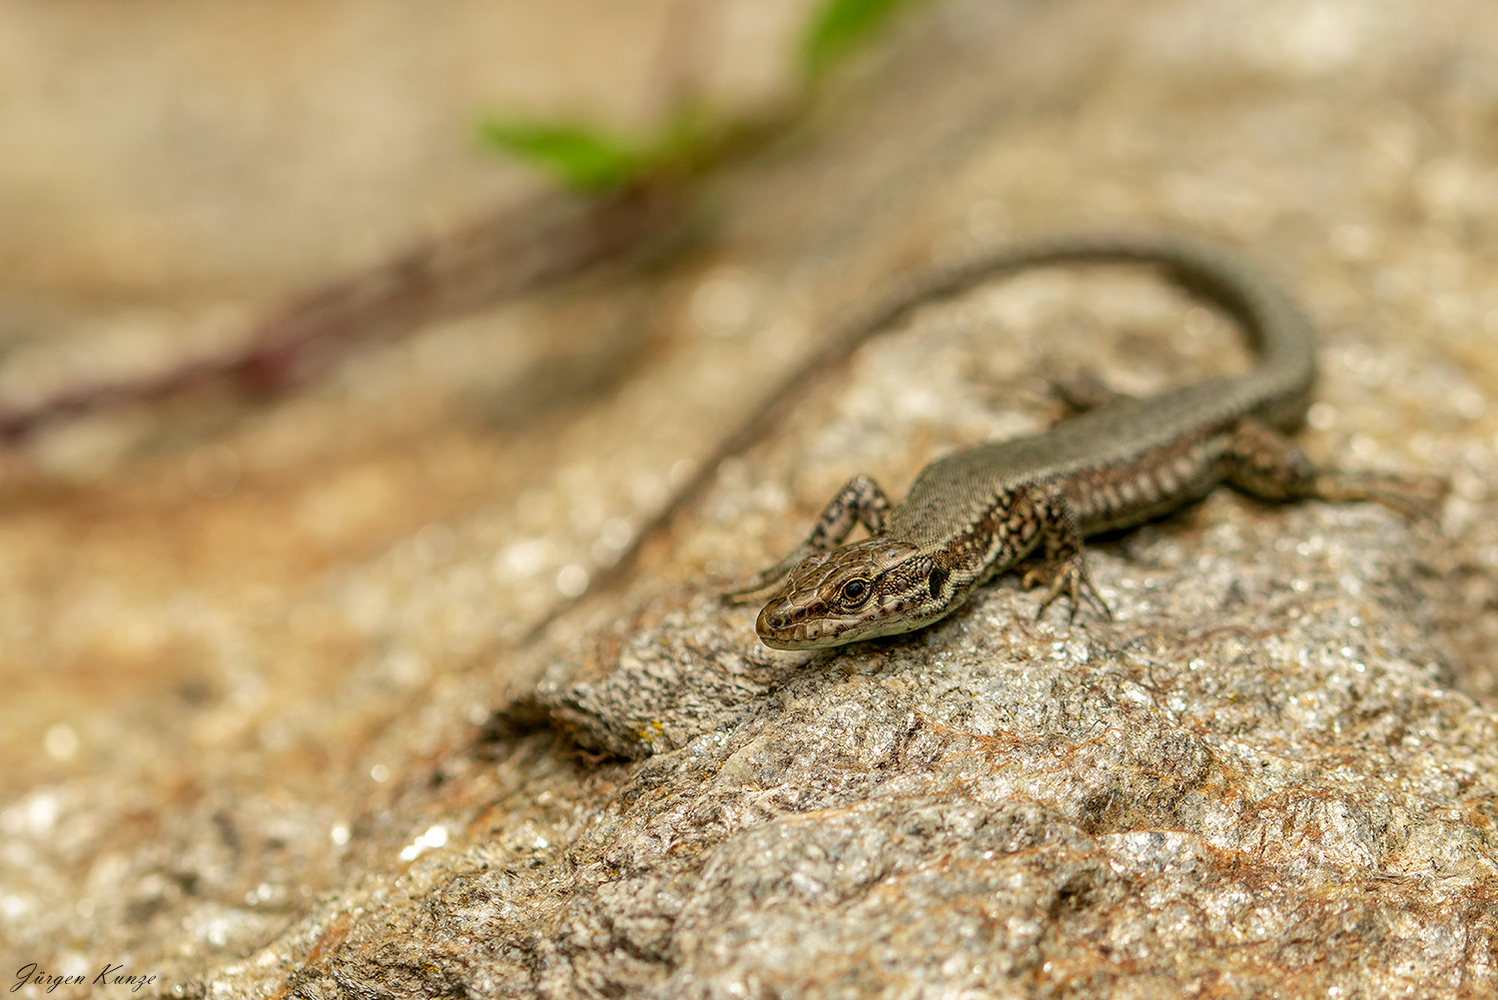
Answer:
[839, 578, 871, 605]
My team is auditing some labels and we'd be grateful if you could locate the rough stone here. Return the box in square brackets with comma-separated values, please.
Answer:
[7, 0, 1498, 997]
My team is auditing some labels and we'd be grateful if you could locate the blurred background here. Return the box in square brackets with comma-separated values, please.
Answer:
[4, 0, 1498, 990]
[0, 0, 814, 297]
[0, 0, 824, 795]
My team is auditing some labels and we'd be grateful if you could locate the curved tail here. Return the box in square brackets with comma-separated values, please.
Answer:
[852, 232, 1316, 430]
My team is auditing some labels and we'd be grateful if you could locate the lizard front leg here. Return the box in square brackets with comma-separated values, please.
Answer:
[723, 474, 891, 600]
[1019, 484, 1112, 621]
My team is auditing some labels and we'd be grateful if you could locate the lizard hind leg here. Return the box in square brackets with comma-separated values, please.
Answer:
[1225, 418, 1445, 519]
[1048, 368, 1132, 415]
[1308, 470, 1447, 521]
[721, 474, 891, 602]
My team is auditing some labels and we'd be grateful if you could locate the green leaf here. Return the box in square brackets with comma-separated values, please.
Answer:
[801, 0, 920, 80]
[479, 120, 647, 193]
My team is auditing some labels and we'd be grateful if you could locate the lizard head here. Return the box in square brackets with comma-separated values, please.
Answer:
[755, 538, 955, 650]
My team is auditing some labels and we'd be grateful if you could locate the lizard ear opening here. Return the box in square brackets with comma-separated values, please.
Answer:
[928, 566, 948, 600]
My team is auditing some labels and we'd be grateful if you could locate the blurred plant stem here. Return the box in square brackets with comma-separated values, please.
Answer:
[0, 0, 925, 441]
[481, 0, 927, 194]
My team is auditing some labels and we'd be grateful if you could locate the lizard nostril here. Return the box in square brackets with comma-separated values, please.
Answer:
[759, 609, 791, 632]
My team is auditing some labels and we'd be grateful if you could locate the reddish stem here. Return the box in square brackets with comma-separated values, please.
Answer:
[0, 182, 680, 441]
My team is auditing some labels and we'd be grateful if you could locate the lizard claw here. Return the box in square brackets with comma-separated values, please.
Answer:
[1027, 554, 1112, 622]
[719, 544, 817, 603]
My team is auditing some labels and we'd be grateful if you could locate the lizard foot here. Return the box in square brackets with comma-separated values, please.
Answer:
[1023, 554, 1112, 622]
[719, 544, 817, 604]
[1311, 471, 1448, 523]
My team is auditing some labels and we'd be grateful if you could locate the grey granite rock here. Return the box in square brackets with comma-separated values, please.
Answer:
[288, 499, 1497, 998]
[282, 239, 1490, 996]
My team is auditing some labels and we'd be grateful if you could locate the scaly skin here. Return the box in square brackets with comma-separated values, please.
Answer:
[731, 234, 1430, 651]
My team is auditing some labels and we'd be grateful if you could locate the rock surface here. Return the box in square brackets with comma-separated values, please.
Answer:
[5, 0, 1498, 997]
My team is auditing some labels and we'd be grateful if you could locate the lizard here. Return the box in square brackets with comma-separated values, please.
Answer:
[727, 233, 1432, 651]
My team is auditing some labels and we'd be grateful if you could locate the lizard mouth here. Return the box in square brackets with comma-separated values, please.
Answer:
[756, 606, 858, 649]
[756, 604, 910, 650]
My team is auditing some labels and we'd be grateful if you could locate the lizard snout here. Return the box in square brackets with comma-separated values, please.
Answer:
[757, 605, 794, 635]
